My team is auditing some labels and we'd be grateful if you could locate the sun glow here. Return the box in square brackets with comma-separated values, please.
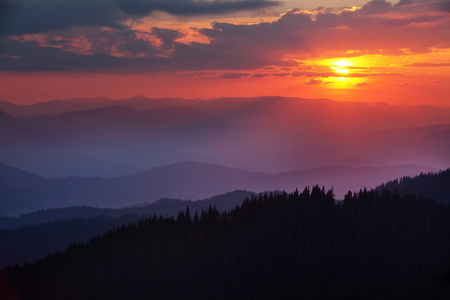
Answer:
[332, 59, 352, 75]
[335, 68, 349, 74]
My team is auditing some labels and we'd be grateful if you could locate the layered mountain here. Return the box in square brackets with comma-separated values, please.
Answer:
[1, 95, 448, 215]
[0, 96, 200, 117]
[3, 96, 450, 131]
[0, 161, 438, 216]
[1, 96, 449, 178]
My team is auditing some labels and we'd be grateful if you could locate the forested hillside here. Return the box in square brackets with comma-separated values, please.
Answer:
[376, 168, 450, 204]
[2, 187, 450, 300]
[0, 191, 252, 267]
[0, 190, 252, 229]
[0, 215, 142, 268]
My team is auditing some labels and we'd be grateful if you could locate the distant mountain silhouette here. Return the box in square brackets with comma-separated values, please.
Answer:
[41, 104, 229, 136]
[2, 96, 450, 129]
[0, 96, 200, 117]
[190, 96, 450, 131]
[0, 98, 134, 117]
[0, 111, 217, 177]
[0, 151, 141, 178]
[0, 161, 438, 216]
[0, 161, 44, 186]
[0, 110, 14, 122]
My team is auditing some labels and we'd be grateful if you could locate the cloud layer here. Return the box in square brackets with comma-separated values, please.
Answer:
[0, 0, 279, 36]
[0, 0, 449, 74]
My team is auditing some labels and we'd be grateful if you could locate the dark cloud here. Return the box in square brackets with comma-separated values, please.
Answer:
[359, 0, 393, 15]
[397, 0, 448, 4]
[0, 39, 165, 72]
[23, 27, 158, 57]
[220, 72, 251, 79]
[396, 0, 415, 5]
[0, 0, 127, 36]
[0, 0, 279, 36]
[434, 1, 450, 12]
[151, 27, 184, 51]
[0, 28, 276, 73]
[117, 0, 280, 16]
[273, 72, 291, 77]
[395, 0, 450, 12]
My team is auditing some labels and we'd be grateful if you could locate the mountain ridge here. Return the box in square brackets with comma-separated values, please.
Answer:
[0, 161, 439, 217]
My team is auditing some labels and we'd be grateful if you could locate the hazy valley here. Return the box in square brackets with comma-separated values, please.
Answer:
[1, 96, 448, 216]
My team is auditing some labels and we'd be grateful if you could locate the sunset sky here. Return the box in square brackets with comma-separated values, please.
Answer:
[1, 0, 449, 105]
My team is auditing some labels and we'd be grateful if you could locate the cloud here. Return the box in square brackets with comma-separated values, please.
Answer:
[305, 78, 322, 85]
[359, 0, 393, 15]
[251, 73, 270, 78]
[395, 0, 450, 13]
[0, 0, 280, 36]
[195, 5, 449, 61]
[370, 72, 403, 76]
[404, 62, 450, 67]
[0, 39, 160, 72]
[396, 0, 415, 5]
[151, 27, 184, 51]
[1, 0, 449, 73]
[220, 72, 251, 79]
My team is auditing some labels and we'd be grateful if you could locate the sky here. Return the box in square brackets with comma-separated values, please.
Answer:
[0, 0, 449, 106]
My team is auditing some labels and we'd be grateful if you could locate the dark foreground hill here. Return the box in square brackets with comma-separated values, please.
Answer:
[0, 215, 141, 269]
[2, 187, 450, 300]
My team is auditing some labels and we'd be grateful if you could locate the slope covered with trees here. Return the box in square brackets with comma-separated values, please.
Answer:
[0, 191, 252, 267]
[2, 187, 450, 300]
[376, 168, 450, 204]
[0, 215, 142, 268]
[0, 190, 253, 229]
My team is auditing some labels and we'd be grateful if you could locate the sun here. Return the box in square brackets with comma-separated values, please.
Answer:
[331, 59, 352, 75]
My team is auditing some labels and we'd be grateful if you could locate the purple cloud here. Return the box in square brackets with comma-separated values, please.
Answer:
[0, 0, 280, 36]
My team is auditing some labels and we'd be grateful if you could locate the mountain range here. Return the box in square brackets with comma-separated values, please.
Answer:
[0, 161, 438, 216]
[1, 95, 449, 216]
[1, 96, 449, 178]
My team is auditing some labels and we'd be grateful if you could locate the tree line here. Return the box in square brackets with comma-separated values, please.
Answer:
[1, 185, 450, 299]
